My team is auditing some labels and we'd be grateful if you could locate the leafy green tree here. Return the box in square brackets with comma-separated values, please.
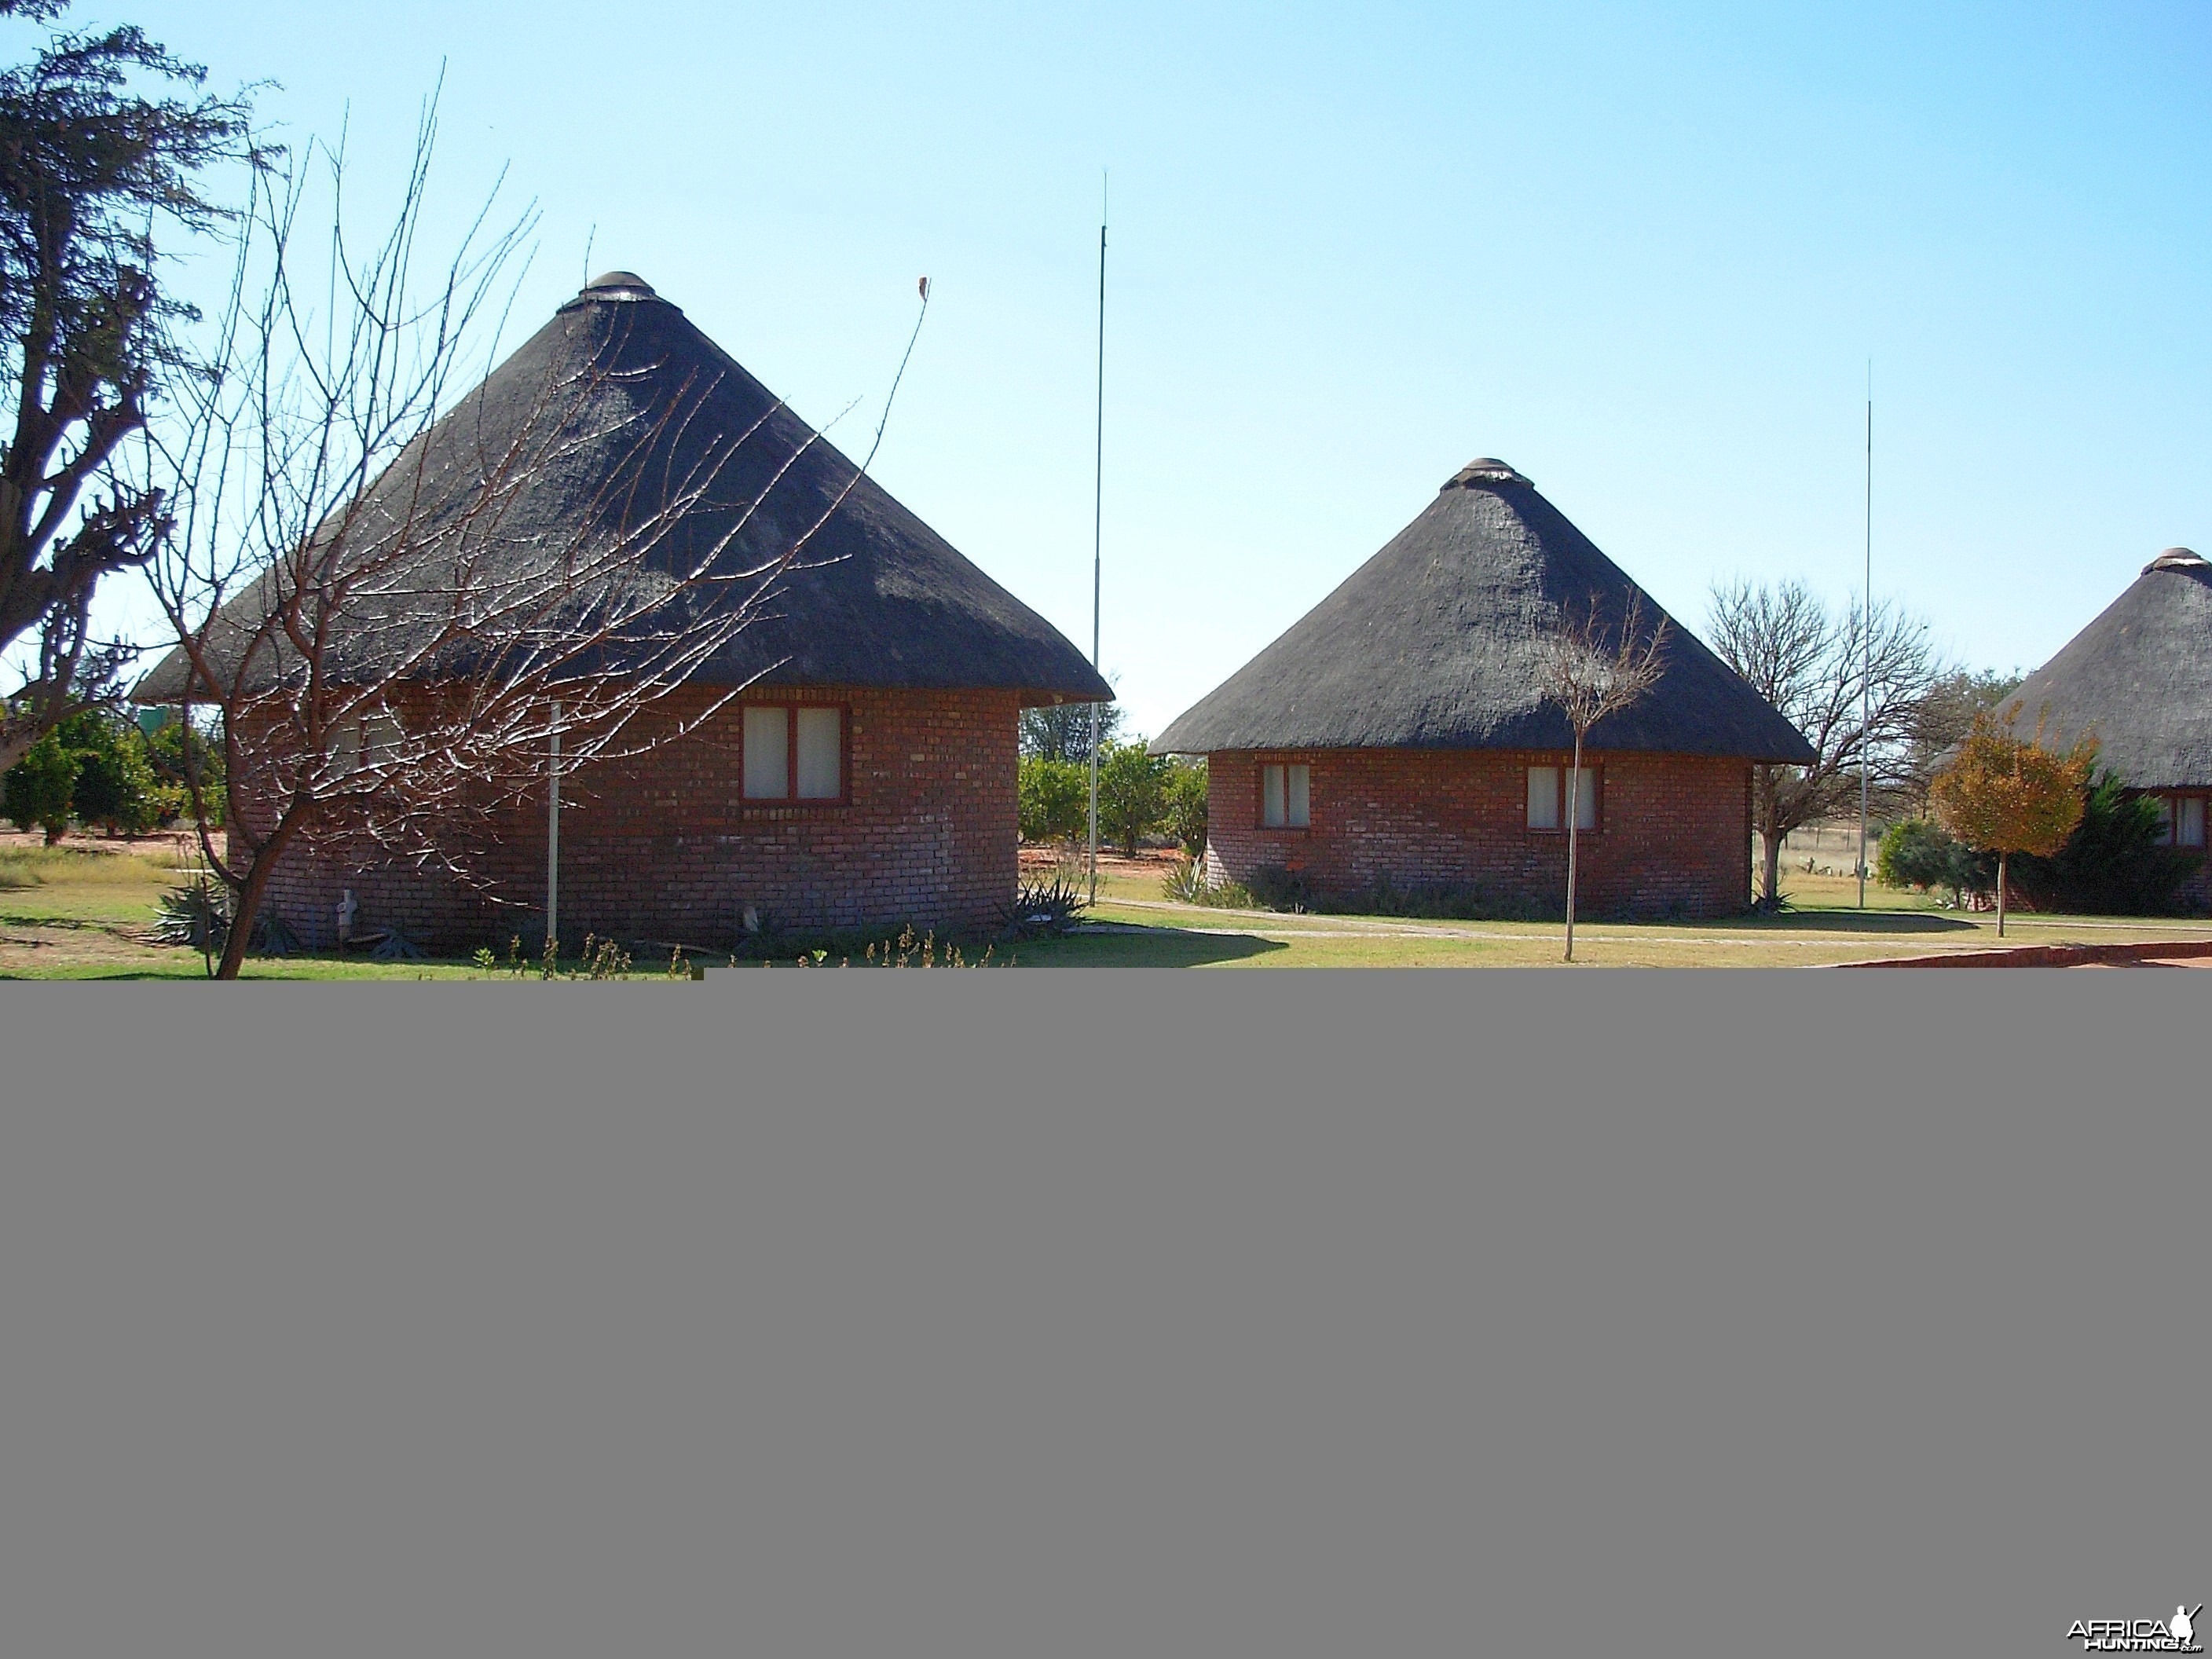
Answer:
[1164, 758, 1208, 856]
[1019, 700, 1122, 764]
[145, 712, 224, 827]
[1097, 738, 1171, 855]
[1017, 754, 1087, 844]
[66, 709, 172, 834]
[0, 2, 257, 770]
[2, 718, 77, 840]
[1903, 668, 2023, 812]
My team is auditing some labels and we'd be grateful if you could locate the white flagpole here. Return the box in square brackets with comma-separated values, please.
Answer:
[1859, 365, 1871, 910]
[1087, 174, 1107, 902]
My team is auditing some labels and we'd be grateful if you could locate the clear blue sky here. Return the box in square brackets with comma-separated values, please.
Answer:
[90, 2, 2212, 732]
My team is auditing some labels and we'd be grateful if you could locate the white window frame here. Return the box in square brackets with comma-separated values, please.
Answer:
[1261, 762, 1310, 829]
[742, 703, 848, 804]
[2165, 793, 2207, 849]
[1527, 764, 1599, 832]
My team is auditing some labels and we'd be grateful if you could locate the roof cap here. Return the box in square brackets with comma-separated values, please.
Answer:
[2144, 546, 2208, 573]
[1445, 457, 1531, 490]
[580, 271, 655, 299]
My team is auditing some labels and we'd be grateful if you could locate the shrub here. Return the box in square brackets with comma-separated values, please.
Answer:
[1243, 863, 1318, 913]
[2011, 770, 2204, 915]
[1000, 874, 1091, 939]
[1164, 759, 1208, 856]
[1349, 873, 1554, 921]
[1018, 755, 1088, 844]
[1097, 739, 1171, 855]
[1876, 818, 1990, 903]
[152, 877, 231, 954]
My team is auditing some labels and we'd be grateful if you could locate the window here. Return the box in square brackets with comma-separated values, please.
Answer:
[1261, 763, 1309, 828]
[2165, 794, 2207, 848]
[1527, 764, 1599, 831]
[742, 704, 845, 802]
[331, 707, 402, 777]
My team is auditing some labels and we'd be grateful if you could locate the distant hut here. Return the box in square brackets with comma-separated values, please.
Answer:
[1152, 459, 1814, 917]
[1999, 546, 2212, 903]
[135, 273, 1109, 948]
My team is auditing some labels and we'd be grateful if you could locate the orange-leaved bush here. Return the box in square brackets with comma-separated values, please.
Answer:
[1930, 703, 2095, 935]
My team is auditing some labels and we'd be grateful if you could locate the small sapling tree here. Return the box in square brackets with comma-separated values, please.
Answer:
[1929, 704, 2094, 936]
[1542, 593, 1668, 961]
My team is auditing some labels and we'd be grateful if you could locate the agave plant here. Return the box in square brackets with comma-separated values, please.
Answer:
[999, 875, 1090, 939]
[152, 877, 232, 953]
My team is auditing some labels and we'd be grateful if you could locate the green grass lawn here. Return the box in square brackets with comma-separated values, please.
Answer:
[5, 837, 2207, 976]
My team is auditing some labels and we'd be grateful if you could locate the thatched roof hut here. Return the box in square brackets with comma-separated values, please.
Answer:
[137, 271, 1110, 707]
[137, 273, 1108, 947]
[1155, 460, 1811, 920]
[1152, 459, 1813, 762]
[2001, 548, 2212, 790]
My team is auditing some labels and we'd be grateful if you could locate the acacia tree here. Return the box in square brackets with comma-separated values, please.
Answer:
[1705, 578, 1943, 906]
[1930, 704, 2094, 936]
[146, 108, 928, 978]
[0, 1, 255, 769]
[1542, 593, 1668, 961]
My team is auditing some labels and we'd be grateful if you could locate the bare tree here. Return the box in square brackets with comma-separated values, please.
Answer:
[145, 104, 927, 978]
[1542, 592, 1668, 961]
[1705, 577, 1943, 906]
[0, 1, 256, 769]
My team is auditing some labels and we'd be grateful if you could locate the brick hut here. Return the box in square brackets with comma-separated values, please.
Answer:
[1997, 546, 2212, 906]
[136, 272, 1110, 949]
[1152, 459, 1813, 917]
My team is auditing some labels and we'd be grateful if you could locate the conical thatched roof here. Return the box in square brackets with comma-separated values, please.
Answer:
[1153, 460, 1815, 761]
[135, 273, 1110, 706]
[2000, 548, 2212, 789]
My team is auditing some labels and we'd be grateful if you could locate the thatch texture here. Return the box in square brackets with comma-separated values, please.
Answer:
[135, 274, 1111, 707]
[1152, 460, 1815, 761]
[2001, 548, 2212, 789]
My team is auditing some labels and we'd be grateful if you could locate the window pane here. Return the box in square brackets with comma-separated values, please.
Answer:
[744, 705, 789, 799]
[1287, 764, 1310, 828]
[796, 707, 841, 799]
[1527, 766, 1559, 830]
[2180, 797, 2207, 848]
[1567, 765, 1597, 830]
[2153, 796, 2175, 845]
[364, 710, 402, 767]
[1262, 764, 1286, 827]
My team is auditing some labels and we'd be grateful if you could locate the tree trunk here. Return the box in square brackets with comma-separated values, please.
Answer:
[212, 821, 296, 980]
[1761, 826, 1783, 907]
[1565, 737, 1582, 961]
[1996, 851, 2008, 938]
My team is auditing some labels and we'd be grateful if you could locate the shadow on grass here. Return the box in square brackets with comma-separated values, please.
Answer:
[1008, 927, 1289, 967]
[1713, 907, 1982, 936]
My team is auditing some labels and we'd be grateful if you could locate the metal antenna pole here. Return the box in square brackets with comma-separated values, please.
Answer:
[548, 701, 562, 955]
[1859, 365, 1871, 910]
[1087, 175, 1106, 903]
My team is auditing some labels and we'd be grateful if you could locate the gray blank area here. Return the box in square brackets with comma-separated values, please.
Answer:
[1, 973, 2202, 1659]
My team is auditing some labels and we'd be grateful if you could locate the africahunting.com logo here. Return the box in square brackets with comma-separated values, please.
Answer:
[2067, 1606, 2203, 1653]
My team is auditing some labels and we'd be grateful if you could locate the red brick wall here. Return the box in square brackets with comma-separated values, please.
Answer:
[1201, 748, 1755, 918]
[240, 687, 1023, 950]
